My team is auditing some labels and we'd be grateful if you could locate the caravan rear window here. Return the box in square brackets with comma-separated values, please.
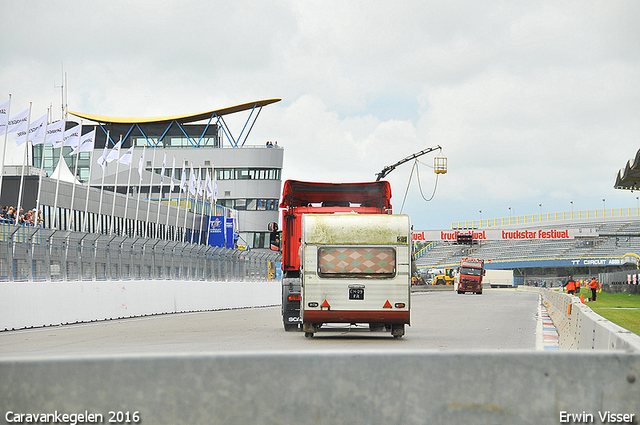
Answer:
[317, 247, 396, 278]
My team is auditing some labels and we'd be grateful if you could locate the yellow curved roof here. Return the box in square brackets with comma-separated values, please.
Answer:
[68, 98, 281, 124]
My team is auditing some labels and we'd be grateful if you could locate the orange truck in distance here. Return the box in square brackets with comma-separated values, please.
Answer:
[454, 257, 485, 295]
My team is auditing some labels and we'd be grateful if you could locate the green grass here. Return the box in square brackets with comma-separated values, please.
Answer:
[576, 288, 640, 336]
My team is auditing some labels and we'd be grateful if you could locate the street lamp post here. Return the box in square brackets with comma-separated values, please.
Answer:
[570, 200, 573, 220]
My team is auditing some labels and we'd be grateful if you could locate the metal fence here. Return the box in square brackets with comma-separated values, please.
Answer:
[0, 223, 280, 282]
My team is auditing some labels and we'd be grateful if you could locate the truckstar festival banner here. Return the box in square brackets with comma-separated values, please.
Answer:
[412, 228, 597, 242]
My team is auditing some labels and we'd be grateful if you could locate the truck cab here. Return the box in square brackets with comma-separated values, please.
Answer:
[455, 257, 485, 294]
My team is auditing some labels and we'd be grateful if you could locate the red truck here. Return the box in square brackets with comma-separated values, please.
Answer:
[274, 180, 393, 331]
[454, 257, 485, 294]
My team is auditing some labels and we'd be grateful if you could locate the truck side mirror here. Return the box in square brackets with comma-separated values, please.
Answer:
[268, 222, 281, 251]
[270, 231, 281, 251]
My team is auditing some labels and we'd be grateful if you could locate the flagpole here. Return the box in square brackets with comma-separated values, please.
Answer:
[183, 161, 193, 243]
[198, 168, 210, 245]
[15, 103, 32, 225]
[199, 169, 207, 245]
[0, 94, 12, 205]
[109, 135, 123, 235]
[203, 167, 214, 246]
[82, 127, 98, 233]
[175, 158, 186, 242]
[121, 146, 135, 237]
[35, 113, 57, 225]
[51, 120, 68, 230]
[144, 146, 157, 238]
[190, 164, 201, 244]
[165, 155, 175, 240]
[97, 131, 111, 234]
[155, 151, 166, 239]
[134, 145, 146, 237]
[68, 122, 82, 230]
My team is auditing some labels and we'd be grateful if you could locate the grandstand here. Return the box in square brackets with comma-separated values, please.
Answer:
[415, 212, 640, 279]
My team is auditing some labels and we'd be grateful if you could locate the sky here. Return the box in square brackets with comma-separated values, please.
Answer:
[1, 1, 640, 230]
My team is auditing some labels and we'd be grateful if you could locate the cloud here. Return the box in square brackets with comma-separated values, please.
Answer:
[2, 0, 640, 229]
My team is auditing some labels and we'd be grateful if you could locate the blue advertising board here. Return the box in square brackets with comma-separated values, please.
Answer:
[207, 216, 225, 247]
[225, 218, 235, 249]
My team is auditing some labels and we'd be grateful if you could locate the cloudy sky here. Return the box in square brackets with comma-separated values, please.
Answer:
[2, 1, 640, 229]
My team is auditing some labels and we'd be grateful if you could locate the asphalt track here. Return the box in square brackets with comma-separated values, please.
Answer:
[0, 289, 540, 358]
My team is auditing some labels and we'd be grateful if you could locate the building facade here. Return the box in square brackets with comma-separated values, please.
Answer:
[30, 99, 283, 250]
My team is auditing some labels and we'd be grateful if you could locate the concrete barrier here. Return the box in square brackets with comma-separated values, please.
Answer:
[518, 286, 640, 352]
[0, 280, 280, 331]
[1, 352, 638, 425]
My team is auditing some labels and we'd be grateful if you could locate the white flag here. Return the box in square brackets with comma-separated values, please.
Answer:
[179, 161, 186, 192]
[137, 146, 146, 180]
[119, 145, 134, 165]
[0, 99, 10, 135]
[3, 108, 28, 136]
[34, 119, 65, 146]
[61, 124, 81, 149]
[196, 171, 203, 197]
[105, 138, 122, 163]
[170, 156, 176, 192]
[70, 128, 95, 155]
[205, 171, 213, 198]
[160, 152, 166, 184]
[213, 169, 218, 202]
[188, 163, 196, 196]
[15, 113, 46, 146]
[97, 145, 108, 172]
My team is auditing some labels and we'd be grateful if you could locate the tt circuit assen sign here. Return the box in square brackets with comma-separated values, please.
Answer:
[412, 228, 597, 242]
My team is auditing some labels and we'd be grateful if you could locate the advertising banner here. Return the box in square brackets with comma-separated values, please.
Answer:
[413, 228, 598, 242]
[207, 216, 225, 247]
[225, 218, 235, 249]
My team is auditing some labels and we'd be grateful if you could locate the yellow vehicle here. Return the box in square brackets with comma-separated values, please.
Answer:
[433, 268, 456, 285]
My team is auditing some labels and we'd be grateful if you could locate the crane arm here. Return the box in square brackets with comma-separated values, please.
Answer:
[375, 146, 441, 181]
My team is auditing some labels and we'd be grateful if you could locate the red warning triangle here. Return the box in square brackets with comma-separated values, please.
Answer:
[321, 300, 330, 308]
[383, 300, 392, 308]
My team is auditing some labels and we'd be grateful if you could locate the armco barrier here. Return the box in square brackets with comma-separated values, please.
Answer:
[0, 279, 280, 331]
[518, 286, 640, 352]
[1, 352, 638, 425]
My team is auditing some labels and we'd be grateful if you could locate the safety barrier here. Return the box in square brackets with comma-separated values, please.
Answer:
[0, 224, 281, 330]
[518, 286, 640, 352]
[1, 352, 638, 425]
[0, 225, 279, 282]
[0, 278, 281, 331]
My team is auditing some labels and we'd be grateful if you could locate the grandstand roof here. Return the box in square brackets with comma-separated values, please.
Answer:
[68, 98, 281, 125]
[614, 147, 640, 190]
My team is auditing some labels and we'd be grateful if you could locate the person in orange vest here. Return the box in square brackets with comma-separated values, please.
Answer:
[589, 277, 599, 301]
[564, 276, 576, 295]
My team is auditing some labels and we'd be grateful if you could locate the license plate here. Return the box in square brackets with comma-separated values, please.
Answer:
[349, 288, 364, 300]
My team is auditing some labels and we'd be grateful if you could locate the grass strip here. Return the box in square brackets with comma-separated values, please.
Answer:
[575, 287, 640, 336]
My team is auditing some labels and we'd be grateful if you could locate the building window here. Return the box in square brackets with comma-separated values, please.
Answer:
[215, 168, 281, 180]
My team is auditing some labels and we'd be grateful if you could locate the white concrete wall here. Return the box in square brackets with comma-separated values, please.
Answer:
[518, 286, 640, 352]
[0, 279, 281, 331]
